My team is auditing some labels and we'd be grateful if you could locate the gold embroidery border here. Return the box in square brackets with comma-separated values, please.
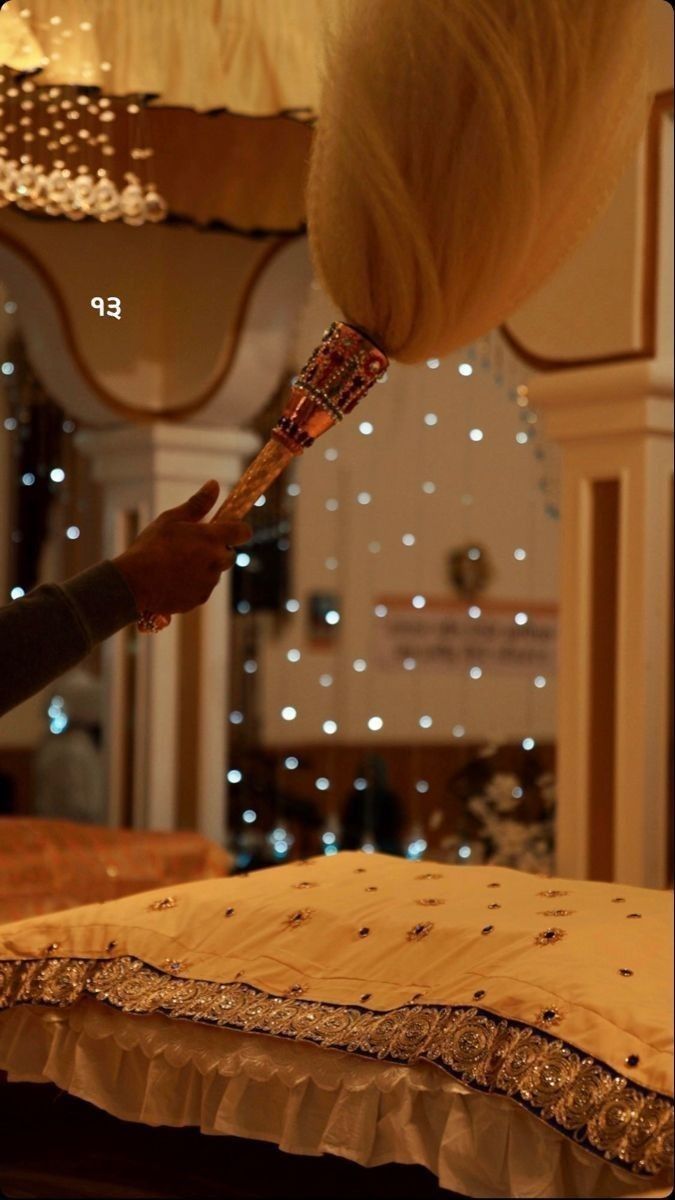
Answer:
[0, 956, 672, 1179]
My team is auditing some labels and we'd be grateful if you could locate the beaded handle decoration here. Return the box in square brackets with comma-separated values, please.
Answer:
[137, 322, 389, 632]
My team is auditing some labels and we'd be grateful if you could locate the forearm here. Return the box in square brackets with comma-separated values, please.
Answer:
[0, 561, 138, 717]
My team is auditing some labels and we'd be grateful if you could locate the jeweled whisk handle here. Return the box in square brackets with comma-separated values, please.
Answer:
[137, 322, 388, 632]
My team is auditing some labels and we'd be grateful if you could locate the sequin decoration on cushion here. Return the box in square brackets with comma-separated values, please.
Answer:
[535, 927, 566, 946]
[536, 1007, 564, 1027]
[537, 889, 569, 898]
[89, 957, 165, 1011]
[555, 1061, 614, 1133]
[526, 1045, 578, 1110]
[442, 1010, 496, 1075]
[148, 896, 177, 911]
[406, 922, 434, 941]
[416, 898, 445, 906]
[284, 909, 314, 929]
[17, 957, 89, 1005]
[389, 1007, 441, 1062]
[493, 1028, 544, 1094]
[586, 1091, 671, 1175]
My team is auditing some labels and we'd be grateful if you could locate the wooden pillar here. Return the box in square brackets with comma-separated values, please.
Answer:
[78, 422, 259, 841]
[533, 362, 673, 887]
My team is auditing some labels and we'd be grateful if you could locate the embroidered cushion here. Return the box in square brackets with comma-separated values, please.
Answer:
[0, 852, 671, 1196]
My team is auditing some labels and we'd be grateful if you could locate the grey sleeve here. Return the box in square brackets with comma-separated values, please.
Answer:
[0, 561, 138, 718]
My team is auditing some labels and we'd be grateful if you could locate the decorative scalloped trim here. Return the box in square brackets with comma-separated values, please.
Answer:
[0, 955, 672, 1178]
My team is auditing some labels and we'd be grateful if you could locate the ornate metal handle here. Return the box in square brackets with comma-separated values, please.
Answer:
[137, 322, 388, 632]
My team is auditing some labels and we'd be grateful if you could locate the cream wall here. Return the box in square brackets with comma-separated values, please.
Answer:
[259, 287, 559, 748]
[0, 209, 276, 416]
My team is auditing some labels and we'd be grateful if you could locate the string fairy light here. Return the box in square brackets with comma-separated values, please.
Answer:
[0, 313, 92, 600]
[208, 296, 558, 865]
[410, 397, 433, 858]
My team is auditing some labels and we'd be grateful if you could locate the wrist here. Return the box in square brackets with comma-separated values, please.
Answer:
[112, 550, 146, 614]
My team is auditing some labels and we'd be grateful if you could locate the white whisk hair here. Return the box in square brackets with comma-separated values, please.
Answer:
[307, 0, 647, 363]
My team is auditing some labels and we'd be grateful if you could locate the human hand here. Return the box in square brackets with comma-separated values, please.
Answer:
[114, 480, 250, 616]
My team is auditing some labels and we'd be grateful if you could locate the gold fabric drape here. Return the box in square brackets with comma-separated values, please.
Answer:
[0, 0, 339, 116]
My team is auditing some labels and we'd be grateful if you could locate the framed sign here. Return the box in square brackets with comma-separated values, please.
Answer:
[373, 598, 557, 677]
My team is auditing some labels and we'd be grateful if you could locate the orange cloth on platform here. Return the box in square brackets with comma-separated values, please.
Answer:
[0, 817, 229, 922]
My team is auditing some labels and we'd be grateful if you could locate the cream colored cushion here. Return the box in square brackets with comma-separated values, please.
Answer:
[0, 853, 672, 1197]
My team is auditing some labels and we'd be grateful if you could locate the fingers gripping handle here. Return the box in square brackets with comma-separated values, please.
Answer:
[136, 441, 293, 633]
